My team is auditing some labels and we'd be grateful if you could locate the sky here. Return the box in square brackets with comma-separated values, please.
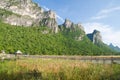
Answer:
[32, 0, 120, 47]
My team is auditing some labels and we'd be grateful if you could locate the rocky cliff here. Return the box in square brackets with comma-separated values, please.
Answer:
[0, 0, 115, 55]
[87, 30, 102, 44]
[0, 0, 58, 33]
[0, 0, 102, 41]
[109, 43, 120, 52]
[59, 19, 85, 40]
[0, 0, 85, 34]
[61, 19, 84, 31]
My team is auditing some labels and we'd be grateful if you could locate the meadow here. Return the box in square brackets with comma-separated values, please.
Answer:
[0, 58, 120, 80]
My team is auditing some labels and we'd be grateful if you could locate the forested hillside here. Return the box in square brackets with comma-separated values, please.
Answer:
[0, 21, 114, 55]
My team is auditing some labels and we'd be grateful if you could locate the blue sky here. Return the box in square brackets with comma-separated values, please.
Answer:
[33, 0, 120, 47]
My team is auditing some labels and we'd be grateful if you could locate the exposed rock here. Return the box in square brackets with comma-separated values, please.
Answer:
[40, 18, 58, 33]
[76, 23, 84, 31]
[109, 43, 120, 52]
[0, 0, 58, 33]
[87, 30, 102, 44]
[43, 10, 56, 19]
[60, 19, 85, 40]
[63, 19, 73, 28]
[0, 0, 44, 19]
[0, 0, 87, 34]
[62, 19, 84, 31]
[4, 15, 34, 26]
[40, 10, 58, 33]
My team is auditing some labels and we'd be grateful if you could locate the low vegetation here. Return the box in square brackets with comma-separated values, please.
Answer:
[0, 58, 120, 80]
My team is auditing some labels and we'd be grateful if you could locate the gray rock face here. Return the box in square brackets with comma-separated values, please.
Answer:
[109, 43, 120, 52]
[40, 18, 58, 33]
[0, 0, 44, 19]
[40, 10, 58, 33]
[62, 19, 84, 31]
[63, 19, 73, 28]
[60, 19, 85, 41]
[5, 15, 33, 27]
[76, 23, 84, 31]
[0, 0, 58, 33]
[43, 10, 56, 19]
[87, 30, 102, 44]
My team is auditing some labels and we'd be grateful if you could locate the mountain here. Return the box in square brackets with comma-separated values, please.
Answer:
[0, 0, 58, 33]
[87, 30, 102, 45]
[109, 43, 120, 52]
[59, 19, 85, 41]
[0, 0, 115, 55]
[87, 30, 114, 54]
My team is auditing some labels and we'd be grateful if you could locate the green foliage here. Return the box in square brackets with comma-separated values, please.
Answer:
[0, 9, 13, 18]
[0, 21, 114, 55]
[0, 8, 21, 20]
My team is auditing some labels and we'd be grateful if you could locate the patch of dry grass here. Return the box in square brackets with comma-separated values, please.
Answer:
[0, 58, 120, 80]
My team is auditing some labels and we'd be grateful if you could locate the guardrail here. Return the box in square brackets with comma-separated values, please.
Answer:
[26, 55, 120, 64]
[1, 54, 120, 64]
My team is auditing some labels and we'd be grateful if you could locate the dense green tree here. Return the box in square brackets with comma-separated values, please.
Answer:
[0, 21, 115, 55]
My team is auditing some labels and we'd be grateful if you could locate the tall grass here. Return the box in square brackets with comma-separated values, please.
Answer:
[0, 58, 120, 80]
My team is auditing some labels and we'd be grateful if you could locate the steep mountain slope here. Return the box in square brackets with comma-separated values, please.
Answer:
[109, 43, 120, 52]
[0, 0, 58, 33]
[87, 30, 114, 54]
[87, 30, 102, 45]
[0, 21, 114, 55]
[0, 0, 115, 55]
[59, 19, 85, 41]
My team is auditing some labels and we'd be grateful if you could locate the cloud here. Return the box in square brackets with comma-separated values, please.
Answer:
[91, 15, 107, 20]
[33, 0, 64, 23]
[56, 15, 64, 22]
[98, 7, 120, 15]
[83, 22, 120, 47]
[91, 6, 120, 20]
[42, 6, 50, 11]
[42, 5, 64, 22]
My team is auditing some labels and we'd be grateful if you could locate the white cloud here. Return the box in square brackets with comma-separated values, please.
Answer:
[42, 6, 50, 11]
[42, 6, 64, 22]
[91, 6, 120, 20]
[98, 7, 120, 15]
[33, 0, 64, 23]
[91, 15, 107, 20]
[83, 22, 120, 47]
[56, 15, 64, 22]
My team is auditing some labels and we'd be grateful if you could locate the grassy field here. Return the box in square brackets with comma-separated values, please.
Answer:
[0, 58, 120, 80]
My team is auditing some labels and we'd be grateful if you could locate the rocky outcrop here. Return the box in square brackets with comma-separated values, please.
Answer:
[61, 19, 84, 31]
[5, 15, 34, 26]
[87, 30, 102, 44]
[0, 0, 88, 34]
[76, 23, 84, 31]
[109, 43, 120, 52]
[0, 0, 44, 19]
[40, 10, 58, 33]
[0, 0, 58, 33]
[63, 19, 73, 28]
[59, 19, 85, 40]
